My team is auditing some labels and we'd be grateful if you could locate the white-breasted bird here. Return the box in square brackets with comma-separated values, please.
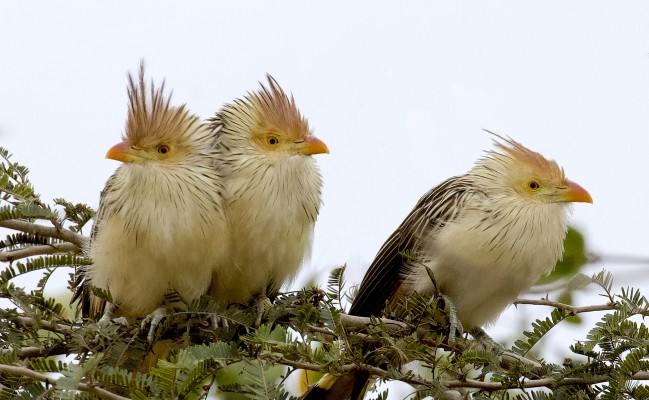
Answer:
[304, 133, 592, 400]
[78, 66, 228, 322]
[208, 76, 328, 311]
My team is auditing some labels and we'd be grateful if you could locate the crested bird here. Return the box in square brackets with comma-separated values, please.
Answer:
[76, 65, 228, 325]
[304, 133, 592, 400]
[208, 76, 328, 316]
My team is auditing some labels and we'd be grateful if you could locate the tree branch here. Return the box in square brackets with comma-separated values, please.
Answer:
[513, 298, 641, 316]
[339, 313, 412, 334]
[1, 346, 45, 359]
[0, 308, 73, 335]
[446, 371, 649, 390]
[271, 354, 649, 392]
[0, 364, 129, 400]
[265, 356, 392, 380]
[0, 219, 88, 249]
[0, 242, 80, 262]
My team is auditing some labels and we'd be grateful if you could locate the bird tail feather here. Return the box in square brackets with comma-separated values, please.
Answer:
[302, 371, 369, 400]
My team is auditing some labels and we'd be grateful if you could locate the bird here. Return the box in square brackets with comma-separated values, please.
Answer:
[208, 75, 328, 317]
[304, 133, 592, 400]
[76, 64, 228, 326]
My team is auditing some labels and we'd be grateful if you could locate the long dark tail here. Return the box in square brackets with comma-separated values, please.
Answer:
[302, 371, 369, 400]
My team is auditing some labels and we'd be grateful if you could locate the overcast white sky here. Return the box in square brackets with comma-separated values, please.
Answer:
[2, 2, 649, 398]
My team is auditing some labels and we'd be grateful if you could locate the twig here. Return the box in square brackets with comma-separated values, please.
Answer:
[0, 341, 69, 360]
[267, 355, 649, 392]
[0, 364, 129, 400]
[0, 219, 89, 249]
[305, 323, 337, 340]
[339, 313, 412, 334]
[265, 356, 393, 380]
[199, 374, 217, 400]
[445, 371, 649, 391]
[589, 253, 649, 265]
[0, 242, 80, 262]
[513, 298, 636, 315]
[0, 309, 73, 335]
[1, 346, 44, 358]
[500, 350, 543, 369]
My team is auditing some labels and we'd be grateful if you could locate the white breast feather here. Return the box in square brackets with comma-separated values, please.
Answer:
[214, 152, 322, 304]
[88, 163, 228, 317]
[409, 195, 571, 329]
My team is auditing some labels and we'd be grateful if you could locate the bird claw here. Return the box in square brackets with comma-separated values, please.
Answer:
[141, 306, 168, 344]
[92, 303, 128, 346]
[208, 314, 229, 330]
[97, 303, 118, 328]
[470, 327, 505, 353]
[255, 296, 273, 327]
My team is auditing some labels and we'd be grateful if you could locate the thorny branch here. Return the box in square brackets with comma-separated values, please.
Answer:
[0, 219, 88, 249]
[513, 298, 649, 316]
[2, 289, 649, 396]
[270, 355, 649, 392]
[0, 242, 80, 262]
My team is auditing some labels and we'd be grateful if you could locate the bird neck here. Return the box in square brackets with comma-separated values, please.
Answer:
[461, 191, 572, 272]
[100, 162, 225, 236]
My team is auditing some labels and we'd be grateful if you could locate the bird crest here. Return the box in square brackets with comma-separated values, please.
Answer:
[477, 130, 566, 184]
[211, 75, 311, 142]
[249, 75, 310, 140]
[125, 63, 197, 148]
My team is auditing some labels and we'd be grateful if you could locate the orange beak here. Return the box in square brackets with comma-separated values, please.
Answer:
[563, 179, 593, 204]
[298, 135, 329, 155]
[106, 140, 142, 163]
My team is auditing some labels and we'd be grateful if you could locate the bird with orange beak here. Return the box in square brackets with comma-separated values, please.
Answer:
[79, 65, 228, 321]
[208, 76, 328, 314]
[304, 133, 592, 400]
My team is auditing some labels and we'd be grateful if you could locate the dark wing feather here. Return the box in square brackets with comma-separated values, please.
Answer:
[349, 175, 478, 317]
[70, 172, 120, 319]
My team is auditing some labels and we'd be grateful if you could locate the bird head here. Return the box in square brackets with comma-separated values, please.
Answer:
[210, 75, 329, 158]
[106, 64, 211, 167]
[472, 132, 593, 205]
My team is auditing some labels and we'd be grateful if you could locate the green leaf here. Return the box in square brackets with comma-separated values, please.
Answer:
[17, 203, 57, 220]
[566, 273, 594, 292]
[512, 308, 570, 356]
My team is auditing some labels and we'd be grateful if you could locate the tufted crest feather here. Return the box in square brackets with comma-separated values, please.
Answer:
[474, 130, 566, 185]
[209, 74, 311, 141]
[250, 74, 310, 138]
[125, 63, 199, 147]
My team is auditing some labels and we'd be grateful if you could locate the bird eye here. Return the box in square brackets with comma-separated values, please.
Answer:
[266, 136, 280, 146]
[157, 144, 170, 155]
[528, 180, 541, 190]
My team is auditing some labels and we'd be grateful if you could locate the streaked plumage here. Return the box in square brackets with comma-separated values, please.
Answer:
[208, 76, 327, 306]
[305, 134, 592, 400]
[79, 66, 228, 320]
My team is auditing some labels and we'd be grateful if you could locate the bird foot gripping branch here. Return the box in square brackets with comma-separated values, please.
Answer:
[141, 306, 168, 344]
[254, 295, 274, 327]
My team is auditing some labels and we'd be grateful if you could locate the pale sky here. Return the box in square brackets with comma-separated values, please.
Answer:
[2, 2, 649, 398]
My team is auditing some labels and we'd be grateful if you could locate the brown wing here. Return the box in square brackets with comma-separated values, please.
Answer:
[348, 175, 478, 317]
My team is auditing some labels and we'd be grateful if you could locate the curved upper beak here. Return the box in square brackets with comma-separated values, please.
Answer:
[297, 135, 329, 155]
[106, 140, 142, 163]
[562, 179, 593, 204]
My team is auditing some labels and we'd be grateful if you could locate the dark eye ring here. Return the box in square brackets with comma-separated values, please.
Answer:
[157, 145, 170, 155]
[528, 180, 540, 190]
[267, 136, 279, 145]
